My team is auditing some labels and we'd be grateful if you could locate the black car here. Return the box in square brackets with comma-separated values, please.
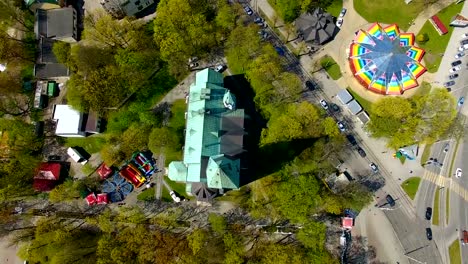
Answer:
[386, 195, 396, 207]
[305, 80, 316, 91]
[425, 207, 432, 220]
[449, 73, 459, 79]
[451, 60, 462, 67]
[331, 103, 340, 112]
[357, 147, 366, 157]
[426, 228, 432, 240]
[346, 134, 357, 146]
[461, 39, 468, 45]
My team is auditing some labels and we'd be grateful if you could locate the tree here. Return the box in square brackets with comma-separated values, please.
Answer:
[416, 33, 429, 43]
[187, 228, 207, 255]
[371, 97, 413, 119]
[52, 41, 71, 65]
[251, 242, 306, 264]
[322, 117, 341, 138]
[148, 127, 179, 154]
[208, 213, 227, 235]
[225, 25, 263, 74]
[48, 180, 81, 202]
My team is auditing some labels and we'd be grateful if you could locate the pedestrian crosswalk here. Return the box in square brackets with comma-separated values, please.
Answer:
[422, 170, 468, 201]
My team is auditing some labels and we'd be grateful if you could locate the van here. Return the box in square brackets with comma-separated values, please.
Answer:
[67, 147, 88, 165]
[386, 194, 396, 207]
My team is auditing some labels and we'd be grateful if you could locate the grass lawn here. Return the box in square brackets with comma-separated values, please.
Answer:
[432, 188, 440, 225]
[64, 136, 106, 154]
[161, 187, 172, 202]
[165, 176, 188, 197]
[414, 81, 432, 96]
[164, 99, 185, 166]
[320, 56, 342, 80]
[137, 188, 155, 201]
[346, 88, 373, 114]
[354, 0, 424, 31]
[421, 142, 433, 166]
[417, 3, 464, 73]
[449, 239, 462, 264]
[446, 190, 450, 225]
[215, 188, 249, 205]
[326, 0, 343, 17]
[401, 177, 421, 200]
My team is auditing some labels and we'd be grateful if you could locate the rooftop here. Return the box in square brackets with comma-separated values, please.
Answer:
[35, 7, 77, 41]
[52, 105, 83, 136]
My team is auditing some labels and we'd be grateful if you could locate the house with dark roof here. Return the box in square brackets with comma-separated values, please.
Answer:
[100, 0, 155, 19]
[34, 38, 69, 79]
[35, 7, 78, 43]
[33, 162, 61, 191]
[168, 69, 246, 202]
[294, 8, 337, 45]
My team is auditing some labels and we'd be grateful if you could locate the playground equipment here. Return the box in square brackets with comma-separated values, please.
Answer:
[131, 152, 157, 176]
[101, 173, 134, 203]
[119, 164, 145, 188]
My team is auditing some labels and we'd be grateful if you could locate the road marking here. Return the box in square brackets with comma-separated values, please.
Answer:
[421, 169, 468, 202]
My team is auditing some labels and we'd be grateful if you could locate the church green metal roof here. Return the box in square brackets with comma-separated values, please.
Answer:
[206, 154, 240, 189]
[168, 68, 244, 190]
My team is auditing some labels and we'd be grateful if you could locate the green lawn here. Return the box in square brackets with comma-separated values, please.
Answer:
[414, 81, 432, 96]
[137, 188, 155, 201]
[354, 0, 424, 31]
[326, 0, 343, 17]
[449, 239, 462, 264]
[64, 136, 106, 154]
[346, 88, 373, 114]
[417, 3, 464, 73]
[320, 56, 342, 80]
[165, 176, 188, 197]
[432, 188, 440, 225]
[421, 142, 433, 166]
[164, 99, 185, 166]
[401, 177, 421, 200]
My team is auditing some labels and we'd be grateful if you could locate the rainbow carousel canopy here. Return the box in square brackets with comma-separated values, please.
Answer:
[348, 23, 426, 95]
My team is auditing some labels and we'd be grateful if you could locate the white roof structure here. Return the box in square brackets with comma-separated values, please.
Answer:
[53, 105, 85, 137]
[337, 90, 353, 104]
[346, 100, 363, 115]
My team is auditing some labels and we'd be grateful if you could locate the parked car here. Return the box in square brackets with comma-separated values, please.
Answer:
[459, 44, 468, 51]
[426, 228, 433, 240]
[254, 17, 264, 23]
[449, 65, 462, 73]
[337, 121, 346, 132]
[305, 80, 316, 91]
[339, 8, 347, 18]
[462, 33, 468, 39]
[449, 73, 459, 79]
[243, 6, 253, 15]
[357, 147, 366, 157]
[451, 60, 462, 67]
[386, 195, 396, 207]
[369, 162, 379, 173]
[444, 81, 455, 87]
[458, 97, 465, 107]
[258, 30, 269, 40]
[461, 39, 468, 45]
[346, 134, 357, 146]
[456, 168, 462, 178]
[336, 17, 343, 27]
[425, 207, 432, 220]
[331, 103, 340, 112]
[189, 62, 199, 68]
[275, 46, 285, 56]
[319, 99, 329, 110]
[170, 191, 181, 203]
[214, 64, 225, 72]
[455, 51, 465, 59]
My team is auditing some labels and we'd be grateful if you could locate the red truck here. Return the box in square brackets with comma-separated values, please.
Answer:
[119, 164, 145, 188]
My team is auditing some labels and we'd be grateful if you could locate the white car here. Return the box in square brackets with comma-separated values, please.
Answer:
[339, 8, 347, 18]
[455, 168, 462, 178]
[319, 99, 328, 110]
[449, 65, 461, 73]
[336, 17, 343, 27]
[337, 121, 346, 132]
[455, 51, 465, 59]
[462, 33, 468, 39]
[458, 44, 468, 51]
[170, 191, 181, 203]
[214, 64, 225, 72]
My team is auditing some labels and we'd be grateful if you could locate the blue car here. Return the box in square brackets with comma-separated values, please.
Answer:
[458, 97, 464, 107]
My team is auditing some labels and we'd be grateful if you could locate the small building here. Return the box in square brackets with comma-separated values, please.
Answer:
[294, 8, 337, 45]
[100, 0, 155, 19]
[34, 38, 69, 79]
[168, 69, 246, 202]
[35, 7, 78, 43]
[342, 217, 354, 229]
[85, 193, 97, 205]
[346, 100, 362, 115]
[67, 147, 88, 164]
[336, 89, 353, 104]
[96, 193, 109, 204]
[33, 162, 61, 191]
[52, 105, 103, 137]
[356, 111, 370, 125]
[450, 14, 468, 27]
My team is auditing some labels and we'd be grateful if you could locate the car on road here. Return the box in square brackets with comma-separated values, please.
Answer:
[254, 17, 264, 24]
[357, 147, 366, 157]
[444, 81, 455, 87]
[331, 103, 340, 112]
[275, 46, 285, 56]
[458, 97, 464, 107]
[449, 73, 459, 79]
[456, 168, 462, 178]
[214, 64, 226, 72]
[346, 134, 357, 146]
[444, 143, 449, 153]
[459, 44, 468, 51]
[369, 162, 379, 173]
[426, 228, 433, 240]
[455, 51, 465, 59]
[305, 80, 316, 91]
[451, 60, 462, 67]
[337, 121, 346, 132]
[319, 99, 329, 110]
[425, 207, 432, 220]
[386, 195, 396, 207]
[339, 8, 347, 18]
[243, 6, 253, 15]
[449, 65, 461, 73]
[336, 17, 343, 27]
[462, 33, 468, 39]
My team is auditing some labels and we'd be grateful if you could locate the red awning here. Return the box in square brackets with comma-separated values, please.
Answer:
[97, 163, 113, 180]
[97, 193, 108, 204]
[85, 193, 97, 206]
[430, 15, 448, 35]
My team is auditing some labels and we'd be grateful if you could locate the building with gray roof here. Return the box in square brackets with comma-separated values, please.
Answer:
[35, 7, 78, 43]
[294, 8, 337, 45]
[346, 100, 363, 115]
[337, 89, 353, 104]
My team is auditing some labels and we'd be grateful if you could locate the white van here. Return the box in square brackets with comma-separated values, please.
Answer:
[67, 147, 88, 165]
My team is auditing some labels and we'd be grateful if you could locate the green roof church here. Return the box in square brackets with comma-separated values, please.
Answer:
[168, 69, 245, 201]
